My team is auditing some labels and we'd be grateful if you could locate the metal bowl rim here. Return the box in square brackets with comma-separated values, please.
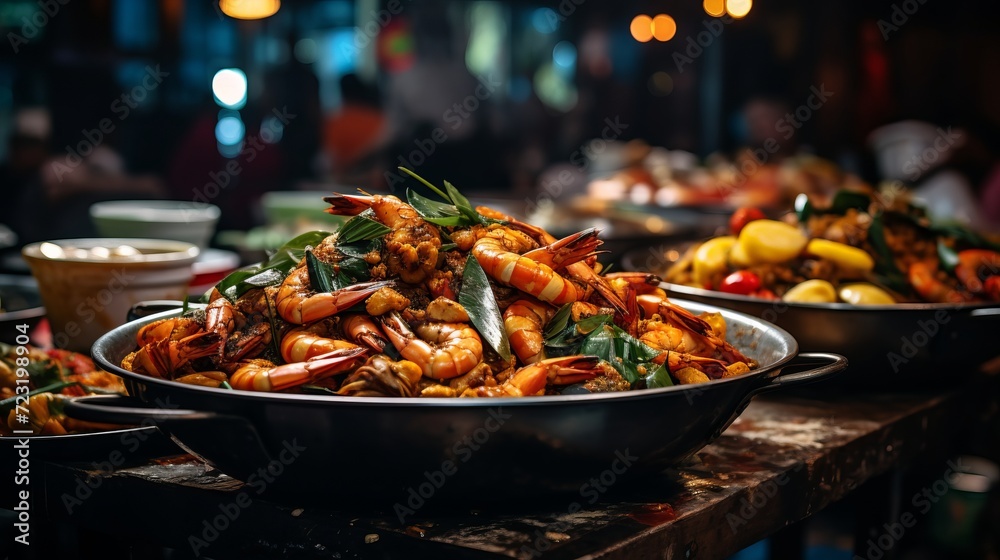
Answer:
[92, 299, 800, 408]
[663, 281, 1000, 312]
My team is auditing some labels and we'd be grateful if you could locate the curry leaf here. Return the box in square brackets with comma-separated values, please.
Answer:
[868, 215, 909, 293]
[829, 190, 871, 215]
[544, 304, 573, 340]
[937, 239, 960, 273]
[337, 213, 390, 245]
[644, 362, 674, 388]
[406, 188, 468, 226]
[306, 249, 335, 293]
[243, 269, 285, 288]
[399, 167, 450, 201]
[459, 255, 511, 362]
[444, 180, 486, 225]
[216, 231, 331, 301]
[0, 381, 75, 413]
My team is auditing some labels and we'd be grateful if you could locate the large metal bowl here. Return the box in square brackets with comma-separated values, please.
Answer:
[621, 248, 1000, 384]
[67, 302, 845, 503]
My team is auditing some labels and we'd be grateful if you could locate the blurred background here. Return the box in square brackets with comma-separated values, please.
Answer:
[0, 0, 997, 261]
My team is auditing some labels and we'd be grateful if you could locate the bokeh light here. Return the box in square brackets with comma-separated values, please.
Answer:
[651, 15, 677, 42]
[703, 0, 725, 17]
[630, 15, 653, 43]
[532, 8, 559, 34]
[219, 0, 280, 20]
[212, 68, 247, 109]
[215, 115, 245, 146]
[553, 41, 577, 69]
[726, 0, 753, 19]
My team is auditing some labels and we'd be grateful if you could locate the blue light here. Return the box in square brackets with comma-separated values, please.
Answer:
[531, 8, 559, 34]
[508, 76, 532, 103]
[215, 116, 245, 146]
[553, 41, 576, 69]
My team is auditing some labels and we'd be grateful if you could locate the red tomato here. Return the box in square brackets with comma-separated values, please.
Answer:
[719, 271, 761, 295]
[752, 288, 779, 300]
[729, 207, 767, 235]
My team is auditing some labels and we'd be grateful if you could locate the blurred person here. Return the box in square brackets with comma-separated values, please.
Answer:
[869, 120, 993, 232]
[166, 100, 285, 232]
[322, 73, 387, 180]
[4, 102, 164, 245]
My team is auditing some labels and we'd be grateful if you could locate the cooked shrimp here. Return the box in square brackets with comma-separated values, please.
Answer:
[380, 312, 482, 379]
[136, 316, 204, 347]
[955, 249, 1000, 300]
[326, 193, 442, 284]
[341, 314, 389, 352]
[503, 298, 553, 364]
[472, 230, 587, 305]
[637, 294, 752, 364]
[275, 266, 390, 324]
[425, 297, 470, 323]
[476, 206, 631, 321]
[281, 318, 361, 363]
[123, 332, 223, 379]
[461, 356, 601, 397]
[228, 347, 368, 392]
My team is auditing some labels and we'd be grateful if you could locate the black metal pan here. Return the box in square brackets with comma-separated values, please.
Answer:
[66, 301, 845, 504]
[622, 248, 1000, 386]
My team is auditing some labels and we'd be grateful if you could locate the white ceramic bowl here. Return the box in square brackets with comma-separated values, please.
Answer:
[22, 238, 199, 351]
[90, 200, 221, 248]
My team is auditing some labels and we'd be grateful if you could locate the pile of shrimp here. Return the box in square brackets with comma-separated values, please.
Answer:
[120, 193, 757, 397]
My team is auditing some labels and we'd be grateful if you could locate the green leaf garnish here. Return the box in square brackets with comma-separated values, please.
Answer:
[459, 256, 511, 362]
[216, 231, 331, 301]
[306, 249, 336, 293]
[644, 362, 674, 388]
[406, 189, 469, 226]
[0, 381, 75, 413]
[868, 214, 909, 293]
[336, 212, 391, 245]
[937, 239, 960, 273]
[399, 167, 488, 226]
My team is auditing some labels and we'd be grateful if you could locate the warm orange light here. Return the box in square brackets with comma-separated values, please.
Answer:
[630, 15, 653, 43]
[726, 0, 752, 19]
[651, 15, 676, 41]
[219, 0, 280, 20]
[703, 0, 725, 17]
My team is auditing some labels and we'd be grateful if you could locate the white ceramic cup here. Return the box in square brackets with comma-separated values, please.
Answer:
[22, 238, 199, 352]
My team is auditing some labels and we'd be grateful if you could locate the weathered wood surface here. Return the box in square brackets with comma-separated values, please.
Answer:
[37, 377, 997, 560]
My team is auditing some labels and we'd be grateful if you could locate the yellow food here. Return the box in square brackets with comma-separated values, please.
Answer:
[806, 239, 875, 272]
[838, 283, 895, 305]
[782, 279, 837, 303]
[693, 236, 736, 286]
[738, 220, 808, 265]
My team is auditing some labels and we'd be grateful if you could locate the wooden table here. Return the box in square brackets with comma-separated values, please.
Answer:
[14, 374, 999, 560]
